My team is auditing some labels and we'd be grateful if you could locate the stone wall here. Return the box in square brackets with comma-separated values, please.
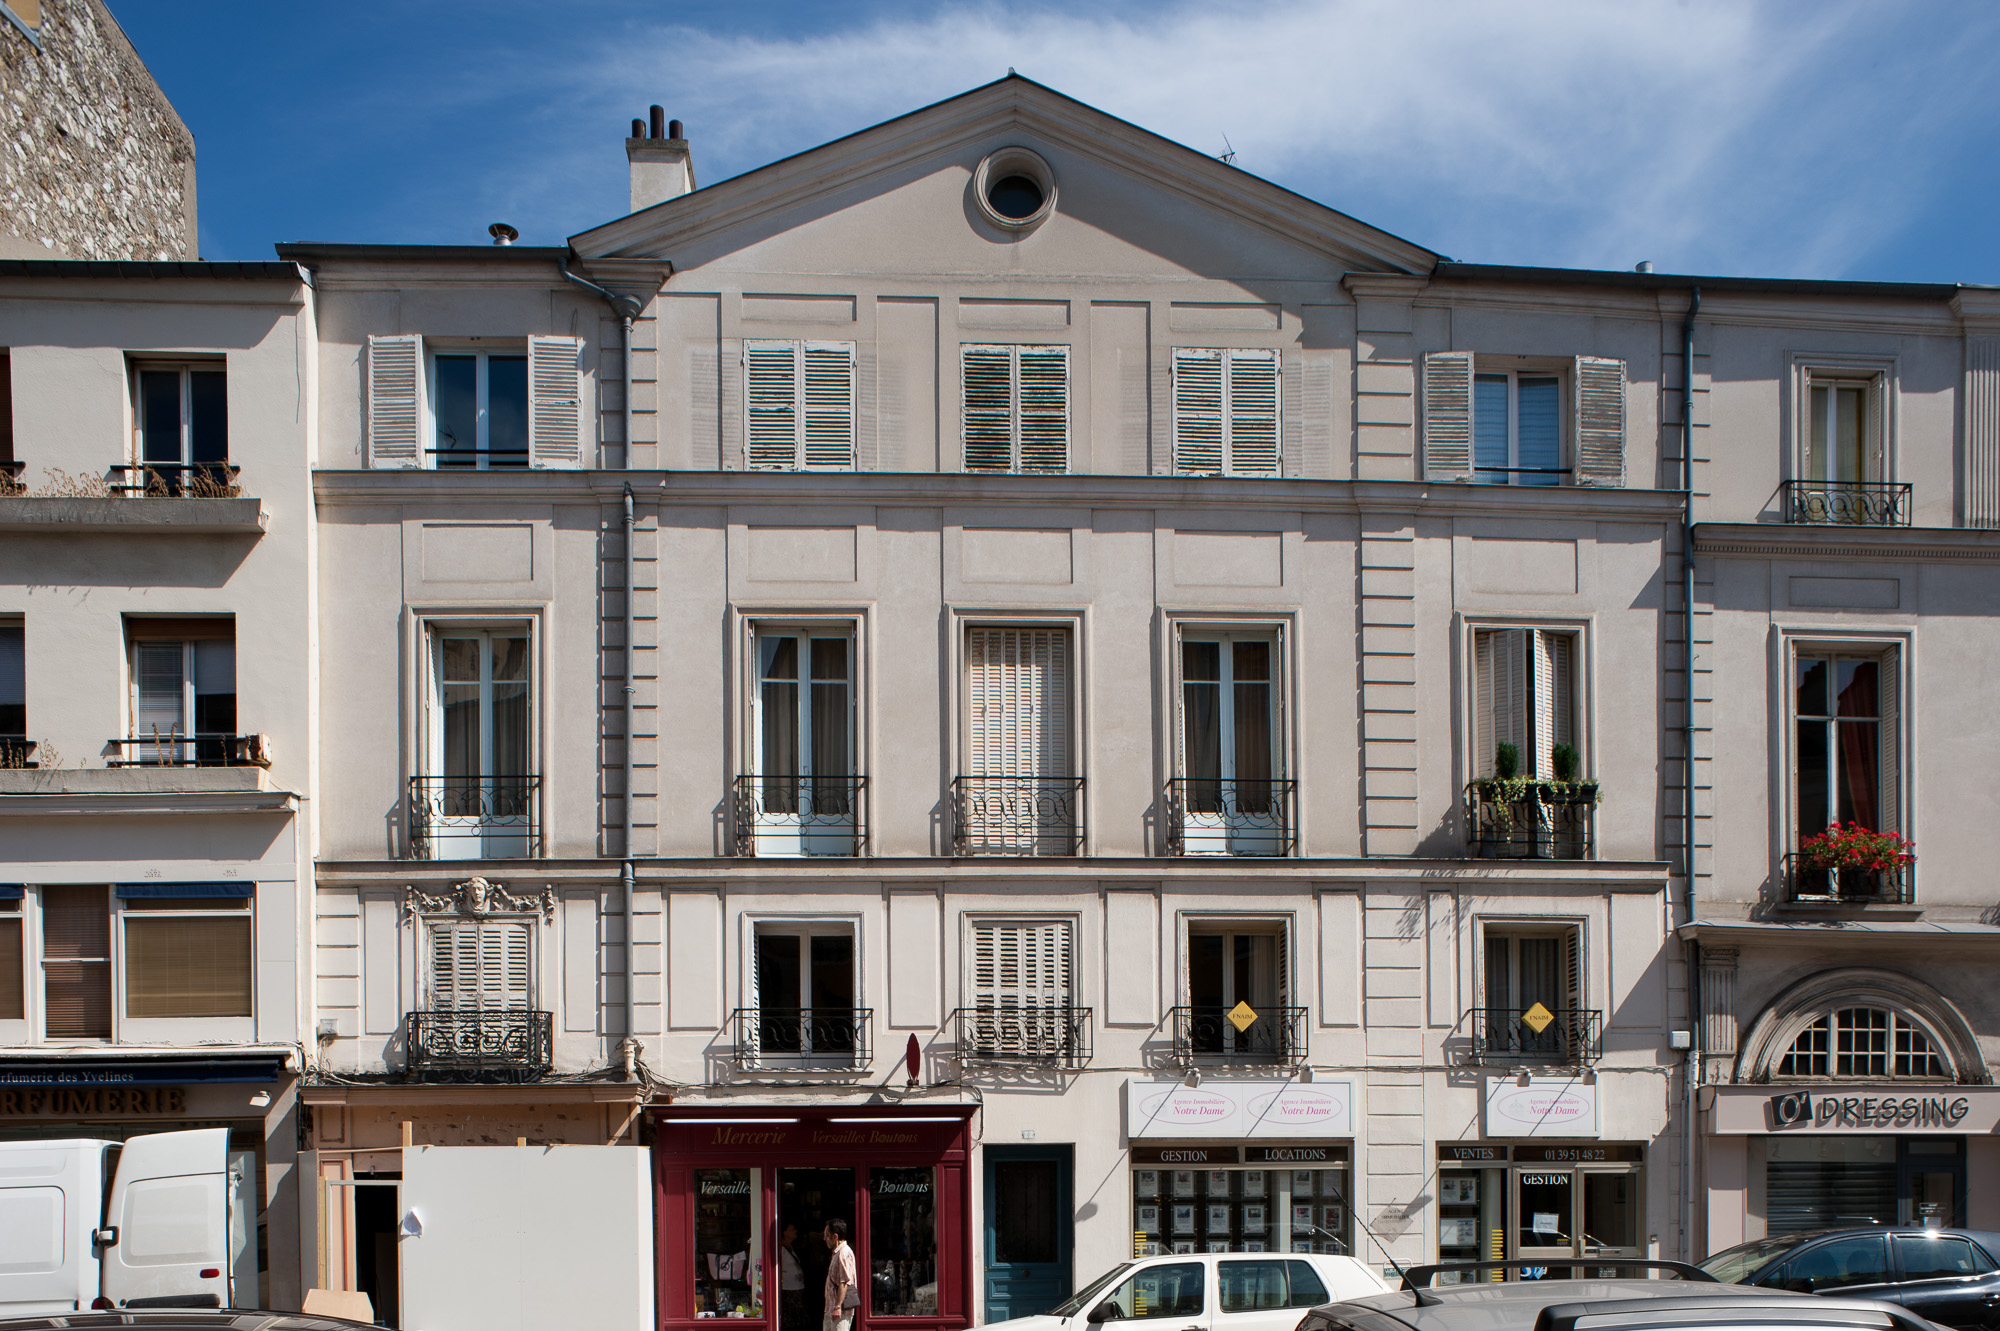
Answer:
[0, 0, 195, 260]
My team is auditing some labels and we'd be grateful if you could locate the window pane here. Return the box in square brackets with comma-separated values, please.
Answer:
[1835, 720, 1879, 830]
[1796, 719, 1830, 841]
[1796, 657, 1829, 717]
[125, 915, 252, 1018]
[1835, 385, 1866, 483]
[1809, 386, 1829, 482]
[491, 683, 529, 778]
[1100, 1261, 1203, 1320]
[188, 370, 228, 465]
[442, 685, 479, 780]
[192, 641, 236, 734]
[139, 370, 183, 464]
[1286, 1262, 1328, 1307]
[757, 932, 803, 1050]
[1901, 1236, 1981, 1282]
[42, 886, 110, 1039]
[487, 355, 528, 464]
[0, 623, 23, 737]
[693, 1168, 760, 1317]
[1218, 1260, 1287, 1312]
[1188, 934, 1224, 1013]
[1233, 677, 1272, 790]
[868, 1168, 937, 1316]
[135, 642, 187, 738]
[1516, 375, 1561, 486]
[1182, 641, 1221, 794]
[0, 917, 21, 1021]
[439, 637, 479, 683]
[1516, 936, 1562, 1010]
[810, 934, 854, 1013]
[1473, 374, 1509, 483]
[433, 356, 478, 463]
[1779, 1234, 1889, 1290]
[492, 635, 530, 683]
[811, 638, 851, 784]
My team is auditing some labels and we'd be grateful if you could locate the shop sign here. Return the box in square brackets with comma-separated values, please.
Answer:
[0, 1058, 282, 1086]
[0, 1086, 188, 1116]
[1132, 1146, 1239, 1165]
[1244, 1145, 1349, 1164]
[1483, 1077, 1599, 1138]
[1705, 1085, 2000, 1135]
[1127, 1079, 1354, 1139]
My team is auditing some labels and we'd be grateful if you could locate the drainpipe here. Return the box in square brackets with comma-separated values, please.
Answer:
[1679, 288, 1702, 1261]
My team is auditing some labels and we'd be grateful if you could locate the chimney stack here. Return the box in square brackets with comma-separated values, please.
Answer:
[627, 105, 695, 213]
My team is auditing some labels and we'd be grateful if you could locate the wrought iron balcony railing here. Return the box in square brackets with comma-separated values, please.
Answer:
[951, 1005, 1093, 1069]
[1164, 778, 1297, 857]
[1469, 1006, 1603, 1065]
[729, 1006, 872, 1071]
[1781, 479, 1912, 527]
[408, 774, 541, 859]
[1465, 782, 1596, 860]
[1170, 1004, 1307, 1067]
[0, 738, 36, 768]
[1783, 853, 1914, 906]
[426, 447, 530, 469]
[108, 463, 242, 497]
[733, 774, 866, 857]
[405, 1008, 553, 1082]
[0, 460, 23, 494]
[108, 734, 267, 768]
[951, 775, 1084, 855]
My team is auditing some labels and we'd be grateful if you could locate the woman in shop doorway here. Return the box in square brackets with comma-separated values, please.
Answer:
[824, 1219, 859, 1331]
[780, 1222, 808, 1331]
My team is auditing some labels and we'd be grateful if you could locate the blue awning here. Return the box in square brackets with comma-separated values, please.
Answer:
[115, 881, 255, 900]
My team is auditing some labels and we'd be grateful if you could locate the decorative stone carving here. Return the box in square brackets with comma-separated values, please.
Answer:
[403, 876, 554, 922]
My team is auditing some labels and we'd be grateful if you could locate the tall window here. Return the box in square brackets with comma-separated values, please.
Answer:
[121, 885, 253, 1020]
[1794, 647, 1899, 844]
[1804, 373, 1882, 485]
[744, 628, 857, 856]
[1473, 372, 1560, 485]
[423, 628, 533, 859]
[433, 348, 528, 469]
[134, 362, 228, 491]
[962, 627, 1074, 854]
[1184, 923, 1291, 1058]
[42, 885, 110, 1040]
[1176, 633, 1285, 855]
[366, 335, 582, 470]
[427, 916, 532, 1011]
[751, 923, 857, 1061]
[1421, 354, 1625, 486]
[1472, 627, 1577, 779]
[1483, 926, 1583, 1059]
[745, 341, 855, 471]
[962, 345, 1068, 473]
[968, 918, 1074, 1057]
[0, 621, 23, 755]
[127, 619, 235, 765]
[1172, 348, 1278, 476]
[0, 890, 22, 1025]
[1778, 1007, 1947, 1079]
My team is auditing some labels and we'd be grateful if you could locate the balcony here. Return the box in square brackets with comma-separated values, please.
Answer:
[951, 1005, 1093, 1070]
[0, 738, 35, 768]
[1468, 1006, 1603, 1066]
[1164, 779, 1296, 857]
[732, 774, 866, 857]
[404, 1008, 552, 1083]
[1170, 1004, 1306, 1068]
[1781, 479, 1911, 527]
[729, 1007, 872, 1072]
[1465, 781, 1595, 860]
[1783, 853, 1914, 906]
[951, 775, 1084, 856]
[0, 460, 22, 495]
[408, 774, 540, 860]
[108, 734, 269, 768]
[108, 463, 243, 498]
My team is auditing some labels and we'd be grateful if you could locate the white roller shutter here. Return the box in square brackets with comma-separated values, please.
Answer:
[366, 334, 423, 468]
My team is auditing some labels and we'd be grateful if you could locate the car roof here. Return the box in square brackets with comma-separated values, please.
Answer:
[1713, 1227, 2000, 1263]
[0, 1314, 378, 1331]
[1315, 1280, 1923, 1331]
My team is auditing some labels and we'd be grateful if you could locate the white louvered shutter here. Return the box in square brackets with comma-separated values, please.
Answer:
[1227, 350, 1280, 475]
[967, 628, 1070, 778]
[429, 922, 471, 1010]
[972, 919, 1072, 1055]
[1866, 375, 1887, 481]
[801, 342, 855, 469]
[1475, 629, 1528, 777]
[1274, 927, 1291, 1007]
[1018, 346, 1069, 473]
[1562, 928, 1583, 1015]
[1421, 351, 1474, 481]
[1173, 349, 1225, 474]
[366, 334, 424, 468]
[962, 346, 1013, 472]
[1878, 649, 1899, 832]
[1531, 631, 1575, 778]
[527, 335, 584, 469]
[745, 342, 800, 470]
[1573, 355, 1627, 486]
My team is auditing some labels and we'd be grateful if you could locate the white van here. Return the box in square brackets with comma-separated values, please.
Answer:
[0, 1127, 234, 1315]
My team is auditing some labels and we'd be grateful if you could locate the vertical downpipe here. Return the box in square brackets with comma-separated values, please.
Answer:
[1680, 287, 1702, 1259]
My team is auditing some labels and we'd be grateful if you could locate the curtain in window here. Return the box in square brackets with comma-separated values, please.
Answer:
[1833, 659, 1880, 831]
[810, 638, 851, 811]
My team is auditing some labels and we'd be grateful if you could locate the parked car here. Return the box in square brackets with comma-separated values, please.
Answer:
[1297, 1260, 1946, 1331]
[976, 1250, 1390, 1331]
[0, 1316, 374, 1331]
[1700, 1228, 2000, 1330]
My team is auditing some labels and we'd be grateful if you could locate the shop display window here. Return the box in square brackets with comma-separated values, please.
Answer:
[695, 1167, 762, 1317]
[1134, 1164, 1349, 1256]
[869, 1167, 938, 1316]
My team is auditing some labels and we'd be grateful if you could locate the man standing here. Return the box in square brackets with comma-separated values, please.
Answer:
[822, 1218, 858, 1331]
[780, 1222, 807, 1331]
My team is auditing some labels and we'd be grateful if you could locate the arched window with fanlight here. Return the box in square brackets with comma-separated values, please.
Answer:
[1776, 1006, 1950, 1080]
[1737, 969, 1986, 1088]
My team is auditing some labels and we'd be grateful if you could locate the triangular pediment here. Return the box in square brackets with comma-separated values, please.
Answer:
[569, 76, 1437, 282]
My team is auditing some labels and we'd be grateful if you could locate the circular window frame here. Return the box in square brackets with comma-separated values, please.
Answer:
[973, 147, 1057, 233]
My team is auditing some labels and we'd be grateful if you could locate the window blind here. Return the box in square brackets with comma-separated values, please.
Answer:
[0, 916, 21, 1021]
[966, 628, 1070, 779]
[42, 885, 110, 1039]
[125, 915, 253, 1019]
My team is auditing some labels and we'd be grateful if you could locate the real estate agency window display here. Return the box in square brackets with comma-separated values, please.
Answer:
[1132, 1147, 1353, 1257]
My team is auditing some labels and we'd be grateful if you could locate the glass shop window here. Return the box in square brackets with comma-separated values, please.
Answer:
[868, 1167, 937, 1316]
[694, 1167, 763, 1318]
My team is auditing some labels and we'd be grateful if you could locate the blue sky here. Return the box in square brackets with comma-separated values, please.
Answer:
[110, 0, 2000, 284]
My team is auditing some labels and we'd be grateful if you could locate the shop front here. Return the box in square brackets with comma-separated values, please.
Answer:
[653, 1104, 975, 1331]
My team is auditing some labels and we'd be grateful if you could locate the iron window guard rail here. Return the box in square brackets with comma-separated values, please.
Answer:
[732, 774, 867, 857]
[405, 1008, 553, 1082]
[1163, 778, 1297, 857]
[108, 464, 241, 497]
[108, 734, 265, 768]
[0, 460, 23, 492]
[950, 1005, 1094, 1069]
[1782, 852, 1914, 906]
[951, 775, 1085, 855]
[1169, 1004, 1307, 1067]
[1781, 479, 1912, 526]
[407, 774, 542, 859]
[425, 447, 531, 469]
[729, 1006, 873, 1070]
[0, 738, 36, 767]
[1468, 1006, 1604, 1065]
[1465, 782, 1596, 860]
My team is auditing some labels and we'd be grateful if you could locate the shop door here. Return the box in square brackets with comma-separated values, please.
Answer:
[780, 1168, 856, 1331]
[1899, 1139, 1964, 1227]
[1513, 1170, 1575, 1277]
[983, 1147, 1072, 1322]
[1578, 1168, 1644, 1274]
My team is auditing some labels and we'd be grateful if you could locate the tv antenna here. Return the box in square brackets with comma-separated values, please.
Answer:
[1217, 133, 1237, 166]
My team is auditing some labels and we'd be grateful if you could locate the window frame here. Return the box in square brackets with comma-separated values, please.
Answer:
[118, 886, 256, 1035]
[1472, 366, 1565, 486]
[1171, 623, 1288, 784]
[426, 342, 531, 471]
[130, 358, 229, 470]
[421, 911, 537, 1013]
[1478, 919, 1584, 1015]
[413, 614, 545, 860]
[961, 343, 1070, 474]
[1783, 634, 1907, 851]
[0, 890, 24, 1039]
[0, 618, 23, 743]
[1462, 618, 1590, 783]
[1171, 347, 1281, 477]
[738, 911, 866, 1065]
[743, 339, 857, 472]
[1790, 354, 1896, 485]
[1773, 1004, 1952, 1082]
[962, 914, 1079, 1011]
[1178, 915, 1294, 1011]
[735, 613, 869, 857]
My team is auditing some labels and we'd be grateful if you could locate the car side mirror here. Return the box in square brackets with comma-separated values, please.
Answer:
[1087, 1303, 1116, 1324]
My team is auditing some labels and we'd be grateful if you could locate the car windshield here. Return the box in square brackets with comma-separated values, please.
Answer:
[1699, 1234, 1814, 1284]
[1052, 1262, 1137, 1317]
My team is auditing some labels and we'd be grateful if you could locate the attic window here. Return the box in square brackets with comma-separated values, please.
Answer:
[974, 147, 1056, 233]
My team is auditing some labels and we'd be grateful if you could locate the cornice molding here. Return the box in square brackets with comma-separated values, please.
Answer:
[1693, 521, 2000, 562]
[0, 790, 299, 816]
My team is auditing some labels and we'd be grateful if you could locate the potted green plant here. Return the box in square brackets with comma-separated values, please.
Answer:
[1796, 823, 1916, 901]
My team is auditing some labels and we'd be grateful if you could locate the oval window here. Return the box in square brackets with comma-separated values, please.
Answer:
[986, 175, 1045, 220]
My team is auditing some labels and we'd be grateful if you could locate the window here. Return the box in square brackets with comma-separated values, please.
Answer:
[1092, 1262, 1203, 1321]
[1794, 646, 1899, 846]
[868, 1167, 938, 1315]
[417, 627, 535, 859]
[750, 922, 858, 1062]
[365, 334, 582, 470]
[133, 361, 228, 492]
[960, 627, 1076, 854]
[1184, 922, 1293, 1060]
[1472, 627, 1577, 779]
[1803, 371, 1884, 485]
[1173, 348, 1278, 476]
[1898, 1234, 1996, 1282]
[1777, 1007, 1948, 1079]
[0, 621, 23, 754]
[1773, 1234, 1892, 1292]
[1, 348, 15, 480]
[0, 889, 21, 1023]
[125, 618, 235, 766]
[1173, 632, 1288, 855]
[1421, 353, 1625, 486]
[1216, 1260, 1328, 1313]
[120, 884, 253, 1019]
[745, 341, 855, 471]
[742, 626, 858, 856]
[963, 345, 1068, 473]
[1481, 926, 1584, 1061]
[42, 885, 109, 1040]
[426, 916, 532, 1011]
[967, 918, 1075, 1057]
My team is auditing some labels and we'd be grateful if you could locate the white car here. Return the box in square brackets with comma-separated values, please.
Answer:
[980, 1252, 1392, 1331]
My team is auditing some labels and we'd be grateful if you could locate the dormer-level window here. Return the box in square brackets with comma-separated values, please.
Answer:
[1422, 354, 1626, 487]
[366, 335, 583, 469]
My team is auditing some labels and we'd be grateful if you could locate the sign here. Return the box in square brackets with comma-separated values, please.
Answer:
[1707, 1086, 2000, 1135]
[1127, 1078, 1354, 1139]
[0, 1058, 283, 1086]
[1522, 1003, 1554, 1035]
[1437, 1143, 1506, 1163]
[1483, 1076, 1599, 1138]
[1132, 1145, 1237, 1165]
[0, 1086, 187, 1116]
[1244, 1145, 1349, 1164]
[1437, 1142, 1643, 1163]
[1228, 1002, 1258, 1033]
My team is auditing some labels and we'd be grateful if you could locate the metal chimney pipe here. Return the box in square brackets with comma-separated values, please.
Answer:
[649, 105, 666, 139]
[668, 119, 683, 140]
[631, 118, 645, 139]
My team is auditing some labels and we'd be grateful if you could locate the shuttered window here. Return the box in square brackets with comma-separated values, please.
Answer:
[1765, 1144, 1897, 1236]
[371, 336, 584, 470]
[366, 335, 424, 468]
[962, 345, 1069, 473]
[966, 628, 1071, 779]
[427, 918, 533, 1010]
[746, 341, 855, 471]
[971, 919, 1073, 1010]
[1423, 353, 1626, 486]
[1473, 628, 1578, 779]
[1172, 348, 1279, 476]
[526, 335, 584, 469]
[1484, 927, 1582, 1014]
[42, 885, 110, 1039]
[2, 622, 25, 739]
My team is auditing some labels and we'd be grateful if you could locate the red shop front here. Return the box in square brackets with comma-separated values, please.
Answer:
[655, 1104, 975, 1331]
